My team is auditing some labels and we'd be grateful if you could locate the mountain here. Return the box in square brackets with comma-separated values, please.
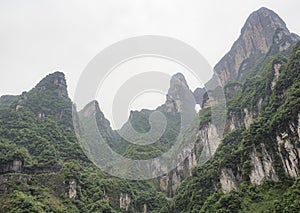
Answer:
[0, 72, 169, 212]
[206, 7, 299, 90]
[170, 7, 300, 211]
[1, 6, 300, 213]
[172, 41, 300, 212]
[164, 73, 196, 113]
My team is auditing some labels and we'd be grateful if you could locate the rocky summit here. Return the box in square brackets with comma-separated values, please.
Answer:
[210, 7, 299, 86]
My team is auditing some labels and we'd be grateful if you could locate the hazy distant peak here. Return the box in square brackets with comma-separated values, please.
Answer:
[170, 72, 189, 89]
[80, 100, 101, 117]
[164, 72, 196, 113]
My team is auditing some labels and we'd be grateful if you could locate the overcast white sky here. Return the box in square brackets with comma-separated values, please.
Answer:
[0, 0, 299, 122]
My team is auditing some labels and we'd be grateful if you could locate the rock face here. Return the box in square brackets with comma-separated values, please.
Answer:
[35, 71, 68, 98]
[243, 108, 256, 128]
[143, 203, 147, 213]
[153, 71, 225, 197]
[249, 144, 278, 185]
[277, 136, 300, 178]
[119, 192, 131, 211]
[198, 123, 222, 163]
[68, 180, 77, 199]
[271, 63, 282, 89]
[219, 111, 300, 193]
[78, 100, 113, 137]
[227, 111, 242, 132]
[0, 160, 23, 174]
[211, 7, 299, 86]
[193, 87, 205, 107]
[157, 121, 222, 197]
[276, 114, 300, 178]
[220, 168, 239, 193]
[165, 73, 196, 113]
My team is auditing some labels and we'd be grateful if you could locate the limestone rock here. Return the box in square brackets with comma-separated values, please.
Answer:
[35, 71, 68, 98]
[210, 7, 299, 86]
[193, 87, 205, 107]
[68, 180, 77, 199]
[220, 168, 238, 193]
[120, 192, 131, 211]
[277, 119, 300, 178]
[249, 144, 278, 185]
[165, 73, 196, 114]
[271, 63, 282, 90]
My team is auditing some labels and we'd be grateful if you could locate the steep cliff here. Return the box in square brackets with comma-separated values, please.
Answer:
[172, 41, 300, 212]
[208, 7, 299, 87]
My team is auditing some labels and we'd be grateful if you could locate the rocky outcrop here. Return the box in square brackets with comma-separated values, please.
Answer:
[202, 92, 214, 109]
[220, 142, 279, 192]
[201, 85, 226, 109]
[198, 123, 222, 163]
[157, 165, 185, 198]
[68, 179, 77, 199]
[220, 168, 239, 193]
[276, 114, 300, 178]
[210, 7, 298, 86]
[36, 71, 68, 98]
[272, 28, 300, 52]
[227, 111, 242, 132]
[193, 87, 205, 107]
[78, 100, 113, 140]
[155, 121, 222, 197]
[0, 160, 23, 174]
[277, 135, 299, 178]
[243, 108, 256, 128]
[271, 63, 282, 89]
[0, 160, 62, 175]
[120, 192, 131, 211]
[165, 73, 196, 113]
[249, 144, 278, 185]
[143, 203, 147, 213]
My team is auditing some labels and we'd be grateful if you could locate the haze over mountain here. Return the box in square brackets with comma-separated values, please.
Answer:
[1, 1, 300, 115]
[1, 6, 300, 212]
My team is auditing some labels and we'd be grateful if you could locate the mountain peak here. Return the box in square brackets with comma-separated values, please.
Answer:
[35, 71, 68, 98]
[212, 7, 298, 86]
[165, 73, 196, 113]
[169, 72, 189, 90]
[80, 100, 100, 117]
[241, 7, 287, 35]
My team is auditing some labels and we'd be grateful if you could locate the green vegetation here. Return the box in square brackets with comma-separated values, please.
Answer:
[0, 73, 169, 212]
[171, 41, 300, 212]
[0, 32, 300, 213]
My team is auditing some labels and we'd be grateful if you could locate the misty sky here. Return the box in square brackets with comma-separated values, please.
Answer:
[1, 0, 300, 123]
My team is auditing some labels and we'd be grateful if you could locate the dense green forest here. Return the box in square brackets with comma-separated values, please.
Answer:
[0, 72, 169, 212]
